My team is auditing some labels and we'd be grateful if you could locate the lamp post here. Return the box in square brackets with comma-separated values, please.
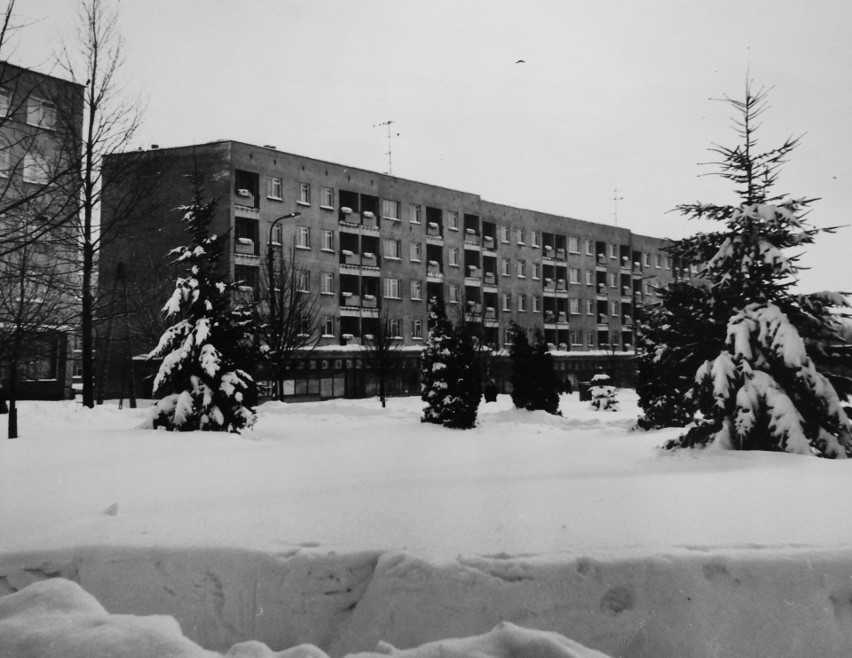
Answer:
[266, 211, 301, 331]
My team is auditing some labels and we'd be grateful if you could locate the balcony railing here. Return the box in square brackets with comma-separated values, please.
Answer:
[235, 237, 257, 256]
[235, 190, 255, 208]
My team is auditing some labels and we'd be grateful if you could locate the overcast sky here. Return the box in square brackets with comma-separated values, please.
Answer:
[10, 0, 852, 293]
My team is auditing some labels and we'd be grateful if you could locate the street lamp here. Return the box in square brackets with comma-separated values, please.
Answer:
[266, 211, 301, 333]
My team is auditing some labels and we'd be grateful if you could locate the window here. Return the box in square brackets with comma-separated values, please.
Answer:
[532, 295, 540, 313]
[22, 153, 48, 184]
[298, 182, 311, 205]
[518, 294, 527, 312]
[516, 260, 526, 278]
[410, 280, 422, 300]
[382, 199, 400, 219]
[569, 267, 580, 284]
[569, 298, 580, 314]
[410, 204, 422, 224]
[321, 229, 334, 252]
[500, 225, 510, 243]
[665, 256, 673, 270]
[501, 258, 511, 276]
[449, 247, 459, 267]
[586, 299, 594, 315]
[585, 270, 593, 286]
[643, 252, 651, 267]
[449, 284, 460, 303]
[383, 278, 401, 299]
[531, 231, 540, 248]
[0, 89, 9, 117]
[568, 237, 580, 253]
[611, 301, 620, 317]
[0, 148, 9, 178]
[410, 242, 422, 262]
[610, 244, 619, 259]
[655, 254, 662, 268]
[447, 211, 459, 230]
[516, 227, 525, 245]
[267, 177, 282, 199]
[322, 316, 335, 337]
[412, 319, 423, 339]
[321, 272, 334, 294]
[384, 239, 401, 260]
[585, 240, 594, 256]
[644, 281, 653, 296]
[27, 98, 55, 129]
[321, 187, 334, 208]
[296, 269, 311, 292]
[609, 272, 618, 288]
[502, 293, 512, 311]
[390, 318, 402, 338]
[532, 262, 541, 280]
[587, 333, 596, 348]
[270, 224, 283, 246]
[296, 226, 310, 249]
[570, 330, 583, 346]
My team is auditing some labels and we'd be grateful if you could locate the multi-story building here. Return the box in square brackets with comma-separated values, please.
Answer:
[100, 141, 697, 399]
[0, 62, 83, 401]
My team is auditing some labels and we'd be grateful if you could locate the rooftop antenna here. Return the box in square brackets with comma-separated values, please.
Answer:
[373, 120, 399, 174]
[612, 188, 624, 225]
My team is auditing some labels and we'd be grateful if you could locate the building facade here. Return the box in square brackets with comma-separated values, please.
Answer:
[0, 62, 84, 401]
[101, 141, 698, 399]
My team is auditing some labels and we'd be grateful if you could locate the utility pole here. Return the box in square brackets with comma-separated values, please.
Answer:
[373, 120, 399, 174]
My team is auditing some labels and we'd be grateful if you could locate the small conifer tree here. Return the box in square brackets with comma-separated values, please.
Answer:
[145, 174, 257, 432]
[420, 297, 481, 428]
[509, 323, 560, 415]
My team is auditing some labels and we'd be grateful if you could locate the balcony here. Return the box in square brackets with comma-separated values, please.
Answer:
[464, 229, 481, 247]
[556, 248, 566, 260]
[621, 256, 631, 270]
[597, 283, 607, 296]
[558, 312, 568, 324]
[361, 211, 378, 228]
[235, 237, 257, 256]
[234, 190, 256, 208]
[483, 271, 497, 286]
[556, 278, 566, 291]
[361, 294, 378, 309]
[484, 306, 496, 320]
[340, 292, 360, 307]
[482, 235, 496, 251]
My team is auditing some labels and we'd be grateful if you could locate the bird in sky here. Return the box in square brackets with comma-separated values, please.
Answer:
[516, 59, 525, 64]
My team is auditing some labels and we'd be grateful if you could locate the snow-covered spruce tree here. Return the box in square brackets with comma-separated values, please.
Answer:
[145, 174, 257, 432]
[509, 323, 560, 414]
[421, 297, 454, 424]
[590, 372, 619, 411]
[440, 322, 482, 429]
[662, 83, 852, 457]
[636, 281, 726, 429]
[420, 297, 481, 428]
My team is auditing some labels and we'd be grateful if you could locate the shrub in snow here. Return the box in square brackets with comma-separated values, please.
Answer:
[145, 175, 257, 433]
[657, 83, 852, 457]
[420, 298, 481, 428]
[509, 323, 560, 415]
[589, 373, 618, 411]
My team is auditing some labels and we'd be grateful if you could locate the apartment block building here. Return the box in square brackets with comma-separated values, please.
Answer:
[0, 62, 84, 400]
[100, 141, 697, 398]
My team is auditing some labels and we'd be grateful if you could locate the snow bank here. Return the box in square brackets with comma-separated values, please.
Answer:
[2, 393, 852, 656]
[0, 578, 608, 658]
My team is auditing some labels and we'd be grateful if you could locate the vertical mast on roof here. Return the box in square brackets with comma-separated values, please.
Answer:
[612, 188, 624, 225]
[373, 120, 399, 174]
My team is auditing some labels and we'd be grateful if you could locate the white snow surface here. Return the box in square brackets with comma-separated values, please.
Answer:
[2, 392, 852, 657]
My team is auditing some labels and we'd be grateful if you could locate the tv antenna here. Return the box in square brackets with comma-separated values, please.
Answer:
[612, 188, 624, 225]
[373, 120, 399, 174]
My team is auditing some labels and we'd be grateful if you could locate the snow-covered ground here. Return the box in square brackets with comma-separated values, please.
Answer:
[2, 392, 852, 656]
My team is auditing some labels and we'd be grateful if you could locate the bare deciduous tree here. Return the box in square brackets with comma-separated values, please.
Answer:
[255, 244, 321, 399]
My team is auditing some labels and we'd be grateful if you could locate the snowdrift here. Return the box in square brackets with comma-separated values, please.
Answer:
[2, 393, 852, 656]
